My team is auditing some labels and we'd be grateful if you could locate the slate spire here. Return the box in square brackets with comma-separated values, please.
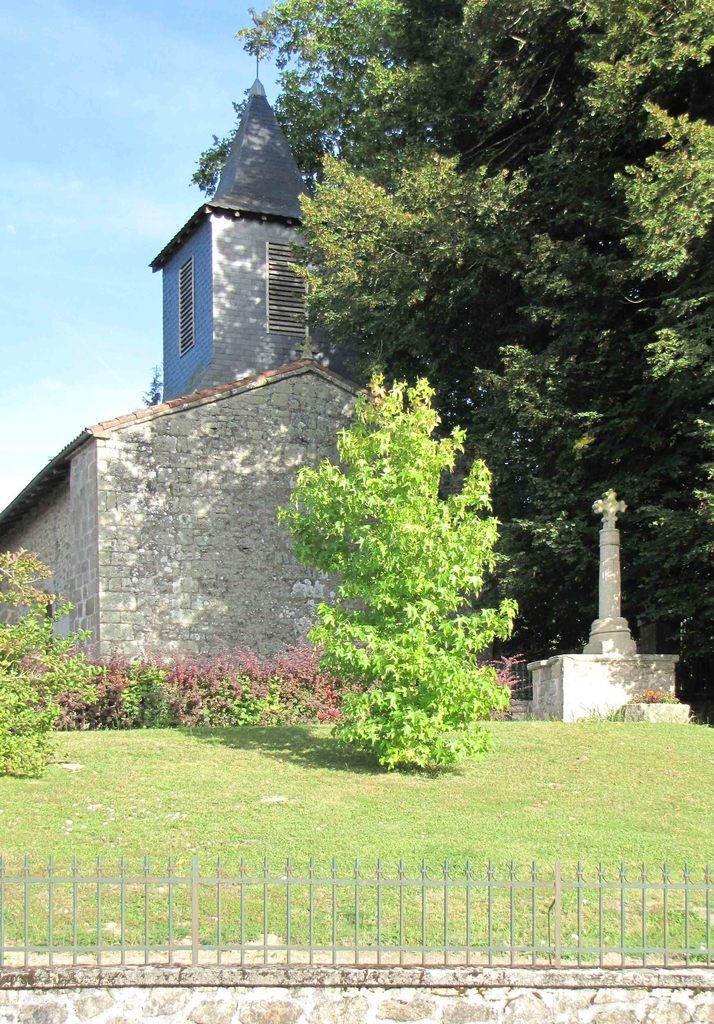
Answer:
[212, 79, 304, 221]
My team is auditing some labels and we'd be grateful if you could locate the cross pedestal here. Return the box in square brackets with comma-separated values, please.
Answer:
[527, 653, 678, 721]
[527, 490, 678, 720]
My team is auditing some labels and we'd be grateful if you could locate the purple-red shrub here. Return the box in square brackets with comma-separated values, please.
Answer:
[264, 644, 351, 723]
[56, 645, 351, 730]
[491, 654, 527, 692]
[160, 650, 272, 727]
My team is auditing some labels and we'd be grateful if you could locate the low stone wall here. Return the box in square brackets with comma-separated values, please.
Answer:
[1, 965, 712, 1023]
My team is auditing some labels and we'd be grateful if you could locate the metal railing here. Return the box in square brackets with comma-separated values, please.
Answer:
[509, 662, 533, 702]
[0, 858, 711, 968]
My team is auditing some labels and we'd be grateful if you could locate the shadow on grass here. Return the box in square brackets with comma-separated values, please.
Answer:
[186, 725, 464, 779]
[186, 725, 385, 775]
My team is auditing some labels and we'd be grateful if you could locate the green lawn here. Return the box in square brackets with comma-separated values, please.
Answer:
[1, 721, 711, 873]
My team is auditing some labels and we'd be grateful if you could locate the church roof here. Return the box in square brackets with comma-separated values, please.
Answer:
[0, 361, 360, 535]
[151, 80, 304, 270]
[212, 79, 304, 219]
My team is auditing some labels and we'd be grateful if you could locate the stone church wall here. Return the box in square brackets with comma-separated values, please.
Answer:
[69, 442, 101, 641]
[0, 445, 101, 643]
[0, 479, 73, 613]
[95, 369, 355, 656]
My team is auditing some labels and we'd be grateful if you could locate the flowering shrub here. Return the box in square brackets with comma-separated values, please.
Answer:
[490, 655, 527, 692]
[56, 645, 350, 731]
[482, 655, 528, 719]
[629, 689, 680, 705]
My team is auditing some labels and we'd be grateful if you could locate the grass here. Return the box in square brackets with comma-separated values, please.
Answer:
[0, 721, 711, 962]
[0, 720, 711, 872]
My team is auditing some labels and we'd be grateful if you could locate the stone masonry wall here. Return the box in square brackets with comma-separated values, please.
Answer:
[95, 368, 355, 656]
[0, 479, 73, 621]
[1, 965, 712, 1023]
[2, 444, 102, 642]
[69, 443, 101, 641]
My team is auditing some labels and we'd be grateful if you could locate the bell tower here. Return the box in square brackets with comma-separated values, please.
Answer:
[151, 80, 311, 401]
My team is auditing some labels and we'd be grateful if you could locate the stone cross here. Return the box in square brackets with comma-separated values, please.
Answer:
[593, 489, 626, 530]
[584, 489, 636, 655]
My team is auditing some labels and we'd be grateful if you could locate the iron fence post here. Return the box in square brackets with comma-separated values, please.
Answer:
[554, 861, 562, 967]
[191, 856, 200, 966]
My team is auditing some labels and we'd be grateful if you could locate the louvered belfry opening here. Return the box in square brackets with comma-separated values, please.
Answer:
[267, 242, 307, 337]
[178, 256, 196, 355]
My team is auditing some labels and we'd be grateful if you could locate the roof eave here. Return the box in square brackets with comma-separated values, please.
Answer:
[0, 431, 93, 537]
[150, 202, 303, 272]
[89, 360, 361, 431]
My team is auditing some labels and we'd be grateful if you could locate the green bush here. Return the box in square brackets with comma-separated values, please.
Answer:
[0, 550, 99, 776]
[122, 665, 172, 728]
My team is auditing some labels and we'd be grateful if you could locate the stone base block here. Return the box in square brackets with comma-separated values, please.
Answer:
[623, 703, 690, 723]
[526, 653, 679, 722]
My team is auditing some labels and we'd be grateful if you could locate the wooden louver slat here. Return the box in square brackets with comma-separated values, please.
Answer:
[178, 257, 195, 355]
[267, 242, 307, 336]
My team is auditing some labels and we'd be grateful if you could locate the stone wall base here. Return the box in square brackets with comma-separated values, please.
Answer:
[1, 965, 712, 1023]
[526, 653, 679, 721]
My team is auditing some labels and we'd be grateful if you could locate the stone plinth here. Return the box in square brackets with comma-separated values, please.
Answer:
[584, 615, 637, 654]
[527, 653, 679, 721]
[624, 702, 690, 723]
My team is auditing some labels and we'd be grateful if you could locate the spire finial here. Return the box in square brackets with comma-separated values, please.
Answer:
[247, 8, 270, 86]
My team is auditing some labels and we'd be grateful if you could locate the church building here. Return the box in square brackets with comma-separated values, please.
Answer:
[0, 81, 359, 656]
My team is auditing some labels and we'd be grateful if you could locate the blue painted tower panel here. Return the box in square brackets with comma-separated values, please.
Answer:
[162, 218, 213, 401]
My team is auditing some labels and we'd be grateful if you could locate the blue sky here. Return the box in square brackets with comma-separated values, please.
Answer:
[0, 0, 279, 511]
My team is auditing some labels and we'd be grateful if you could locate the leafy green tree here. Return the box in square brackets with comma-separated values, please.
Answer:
[278, 376, 516, 769]
[203, 0, 713, 700]
[0, 551, 99, 776]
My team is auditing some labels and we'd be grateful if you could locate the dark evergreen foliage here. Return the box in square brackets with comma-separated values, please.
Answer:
[199, 0, 713, 704]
